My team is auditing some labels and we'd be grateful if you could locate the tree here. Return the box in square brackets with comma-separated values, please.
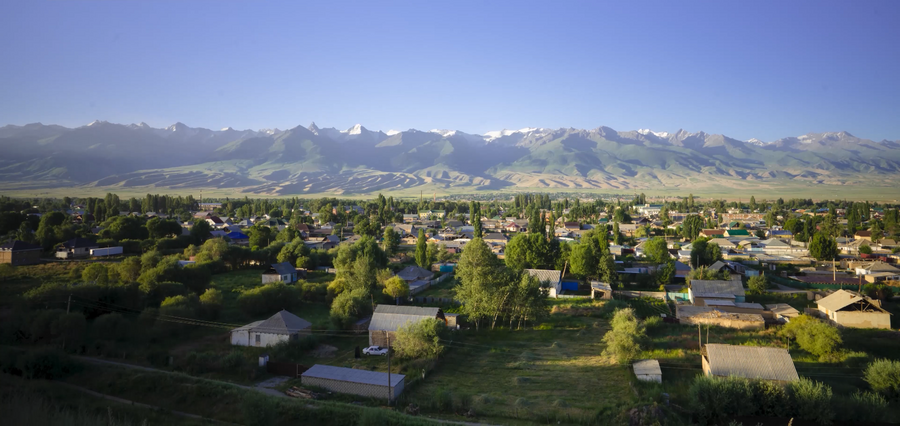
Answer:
[602, 308, 646, 364]
[199, 288, 224, 319]
[415, 229, 427, 268]
[656, 261, 675, 286]
[748, 274, 769, 294]
[863, 359, 900, 400]
[568, 241, 598, 279]
[382, 226, 400, 255]
[393, 318, 447, 359]
[190, 220, 212, 245]
[870, 220, 884, 244]
[859, 245, 873, 255]
[780, 315, 842, 361]
[643, 237, 669, 264]
[81, 263, 110, 285]
[808, 232, 838, 261]
[454, 238, 501, 330]
[383, 275, 409, 304]
[681, 215, 704, 240]
[612, 221, 622, 245]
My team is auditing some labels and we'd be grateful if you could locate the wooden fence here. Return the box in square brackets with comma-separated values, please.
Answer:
[266, 361, 309, 378]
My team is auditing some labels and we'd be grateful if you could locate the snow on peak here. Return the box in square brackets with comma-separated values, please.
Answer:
[342, 124, 365, 135]
[483, 127, 545, 141]
[86, 120, 106, 127]
[221, 127, 233, 131]
[385, 129, 401, 136]
[746, 138, 766, 145]
[430, 129, 457, 137]
[638, 129, 670, 138]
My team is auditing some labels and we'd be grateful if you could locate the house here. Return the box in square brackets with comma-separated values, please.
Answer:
[689, 280, 746, 304]
[262, 262, 298, 284]
[854, 261, 900, 277]
[724, 229, 751, 239]
[396, 265, 434, 283]
[295, 223, 310, 238]
[402, 214, 419, 223]
[482, 233, 508, 245]
[708, 260, 746, 276]
[633, 360, 662, 383]
[368, 305, 445, 347]
[418, 210, 446, 219]
[767, 230, 793, 239]
[816, 289, 891, 329]
[525, 269, 563, 298]
[564, 221, 580, 231]
[56, 238, 99, 259]
[766, 304, 800, 321]
[702, 344, 799, 382]
[205, 216, 225, 228]
[301, 364, 404, 402]
[199, 202, 222, 211]
[707, 238, 737, 250]
[392, 224, 416, 237]
[505, 222, 522, 233]
[224, 231, 249, 245]
[230, 310, 312, 347]
[637, 204, 663, 217]
[854, 230, 873, 242]
[0, 240, 42, 265]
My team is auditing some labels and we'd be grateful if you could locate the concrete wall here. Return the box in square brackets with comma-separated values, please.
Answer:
[232, 331, 309, 347]
[636, 374, 662, 383]
[834, 311, 891, 329]
[301, 376, 403, 401]
[681, 316, 765, 330]
[262, 273, 295, 284]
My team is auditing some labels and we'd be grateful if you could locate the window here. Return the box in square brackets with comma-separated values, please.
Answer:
[255, 334, 260, 344]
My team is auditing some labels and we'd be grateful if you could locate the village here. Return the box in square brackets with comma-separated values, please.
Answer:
[1, 193, 900, 425]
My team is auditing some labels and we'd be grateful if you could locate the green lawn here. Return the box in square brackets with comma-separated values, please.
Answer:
[416, 277, 459, 299]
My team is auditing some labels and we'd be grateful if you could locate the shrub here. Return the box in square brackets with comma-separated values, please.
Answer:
[836, 391, 889, 423]
[788, 378, 833, 424]
[393, 318, 447, 359]
[199, 288, 223, 319]
[16, 348, 78, 380]
[237, 282, 302, 317]
[747, 275, 769, 294]
[241, 392, 276, 426]
[780, 315, 842, 360]
[863, 358, 900, 400]
[601, 308, 645, 364]
[859, 244, 873, 255]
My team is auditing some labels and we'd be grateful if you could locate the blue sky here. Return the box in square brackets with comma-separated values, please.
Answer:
[1, 0, 898, 141]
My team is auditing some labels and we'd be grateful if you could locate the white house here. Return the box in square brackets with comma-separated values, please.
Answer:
[230, 310, 312, 347]
[525, 269, 563, 298]
[262, 262, 298, 284]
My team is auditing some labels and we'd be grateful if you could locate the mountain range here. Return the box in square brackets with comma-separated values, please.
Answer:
[1, 121, 899, 195]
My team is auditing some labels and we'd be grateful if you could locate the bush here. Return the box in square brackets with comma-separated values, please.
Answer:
[837, 391, 889, 423]
[241, 392, 277, 426]
[747, 275, 769, 294]
[689, 375, 835, 425]
[859, 244, 873, 255]
[16, 348, 78, 380]
[199, 288, 223, 319]
[601, 308, 645, 364]
[237, 282, 302, 317]
[788, 378, 833, 424]
[863, 358, 900, 400]
[393, 318, 447, 359]
[780, 315, 842, 361]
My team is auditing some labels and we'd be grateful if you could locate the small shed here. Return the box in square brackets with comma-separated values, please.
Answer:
[590, 281, 614, 300]
[397, 265, 434, 283]
[231, 310, 312, 347]
[689, 280, 746, 304]
[633, 360, 662, 383]
[525, 269, 563, 298]
[302, 364, 405, 401]
[262, 262, 298, 284]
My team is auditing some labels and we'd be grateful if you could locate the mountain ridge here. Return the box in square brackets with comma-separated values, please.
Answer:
[1, 121, 898, 195]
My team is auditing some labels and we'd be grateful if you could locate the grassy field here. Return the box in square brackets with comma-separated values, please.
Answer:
[415, 277, 459, 299]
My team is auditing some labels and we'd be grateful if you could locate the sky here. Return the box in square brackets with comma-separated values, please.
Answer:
[1, 0, 899, 142]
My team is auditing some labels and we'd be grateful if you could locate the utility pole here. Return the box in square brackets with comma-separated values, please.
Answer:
[386, 331, 392, 406]
[67, 294, 72, 314]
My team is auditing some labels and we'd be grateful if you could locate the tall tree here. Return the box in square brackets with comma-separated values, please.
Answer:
[809, 232, 838, 261]
[415, 229, 428, 268]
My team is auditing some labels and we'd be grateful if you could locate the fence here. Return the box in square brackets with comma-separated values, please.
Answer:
[412, 296, 460, 305]
[616, 290, 667, 300]
[266, 361, 309, 377]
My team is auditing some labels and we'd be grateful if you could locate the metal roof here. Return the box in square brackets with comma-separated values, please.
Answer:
[246, 310, 311, 335]
[734, 302, 765, 310]
[766, 304, 800, 317]
[0, 240, 41, 251]
[525, 269, 562, 284]
[704, 344, 799, 382]
[691, 280, 745, 297]
[397, 266, 433, 282]
[369, 305, 442, 332]
[633, 360, 662, 376]
[302, 364, 405, 387]
[266, 262, 296, 276]
[816, 289, 889, 313]
[62, 238, 99, 249]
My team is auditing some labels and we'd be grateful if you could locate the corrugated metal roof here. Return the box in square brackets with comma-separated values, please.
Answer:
[302, 364, 404, 387]
[397, 266, 433, 281]
[0, 240, 42, 251]
[267, 262, 296, 276]
[525, 269, 562, 284]
[766, 304, 800, 317]
[633, 360, 661, 376]
[816, 289, 864, 312]
[734, 302, 765, 310]
[705, 344, 799, 381]
[369, 305, 442, 332]
[703, 300, 735, 306]
[691, 280, 745, 297]
[248, 310, 311, 334]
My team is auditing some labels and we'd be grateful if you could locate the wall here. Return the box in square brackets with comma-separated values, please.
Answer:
[369, 331, 397, 348]
[249, 332, 291, 347]
[301, 376, 401, 401]
[231, 330, 250, 346]
[834, 311, 891, 330]
[261, 274, 282, 284]
[0, 250, 41, 265]
[681, 315, 765, 330]
[636, 374, 662, 383]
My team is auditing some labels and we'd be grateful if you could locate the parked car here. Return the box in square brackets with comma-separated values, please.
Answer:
[363, 345, 388, 356]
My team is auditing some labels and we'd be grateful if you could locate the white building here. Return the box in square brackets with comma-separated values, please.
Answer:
[231, 310, 312, 347]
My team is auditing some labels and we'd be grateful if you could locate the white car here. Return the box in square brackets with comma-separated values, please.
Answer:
[363, 345, 389, 356]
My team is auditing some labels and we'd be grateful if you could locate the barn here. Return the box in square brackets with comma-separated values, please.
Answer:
[230, 310, 311, 347]
[301, 364, 405, 401]
[0, 240, 42, 265]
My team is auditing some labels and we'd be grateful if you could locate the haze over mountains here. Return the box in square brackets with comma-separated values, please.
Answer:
[1, 121, 899, 195]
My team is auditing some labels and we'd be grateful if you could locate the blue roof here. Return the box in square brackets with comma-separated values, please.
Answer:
[226, 231, 249, 239]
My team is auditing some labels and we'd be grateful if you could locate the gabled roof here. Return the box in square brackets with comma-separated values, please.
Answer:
[482, 233, 507, 241]
[0, 240, 41, 251]
[62, 238, 99, 249]
[633, 360, 661, 376]
[861, 262, 900, 273]
[225, 231, 249, 240]
[525, 269, 562, 284]
[397, 265, 433, 281]
[369, 305, 443, 332]
[704, 344, 799, 382]
[817, 289, 889, 313]
[237, 310, 311, 335]
[266, 262, 296, 276]
[701, 229, 726, 236]
[691, 280, 745, 297]
[725, 229, 750, 236]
